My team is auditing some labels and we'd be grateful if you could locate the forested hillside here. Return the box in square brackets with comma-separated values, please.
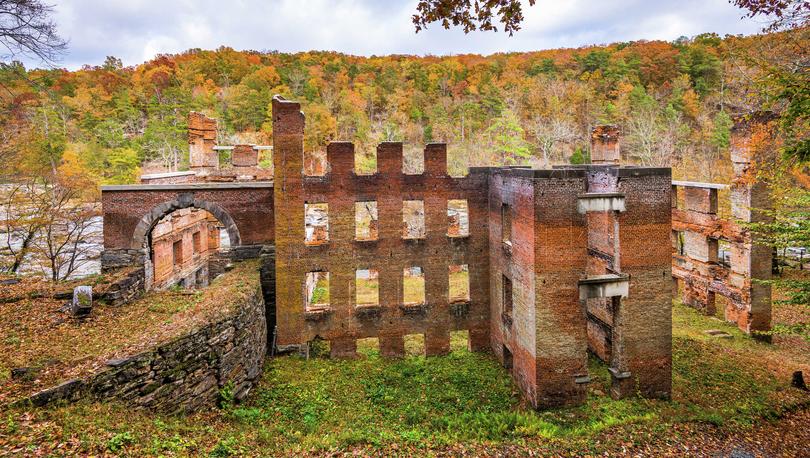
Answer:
[0, 30, 805, 185]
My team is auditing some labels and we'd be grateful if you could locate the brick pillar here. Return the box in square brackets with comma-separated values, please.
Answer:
[729, 114, 773, 338]
[534, 172, 589, 408]
[379, 334, 405, 358]
[614, 168, 672, 400]
[189, 112, 219, 171]
[468, 326, 489, 352]
[590, 125, 621, 165]
[272, 96, 307, 349]
[330, 337, 357, 358]
[425, 328, 450, 356]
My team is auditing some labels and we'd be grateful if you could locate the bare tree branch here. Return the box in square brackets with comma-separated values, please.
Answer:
[0, 0, 66, 65]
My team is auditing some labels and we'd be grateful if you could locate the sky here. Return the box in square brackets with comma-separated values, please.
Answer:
[42, 0, 765, 70]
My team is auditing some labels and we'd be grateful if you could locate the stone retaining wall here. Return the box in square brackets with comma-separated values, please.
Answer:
[17, 282, 267, 413]
[102, 267, 146, 306]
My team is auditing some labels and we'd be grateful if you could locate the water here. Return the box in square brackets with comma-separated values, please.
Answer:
[1, 214, 103, 280]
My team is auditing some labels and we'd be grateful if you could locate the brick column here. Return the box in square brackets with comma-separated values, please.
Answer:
[614, 168, 672, 400]
[272, 96, 307, 349]
[189, 112, 219, 171]
[590, 125, 621, 165]
[534, 170, 589, 408]
[729, 114, 773, 338]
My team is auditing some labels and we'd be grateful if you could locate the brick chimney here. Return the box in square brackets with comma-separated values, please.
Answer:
[188, 112, 219, 170]
[590, 125, 621, 165]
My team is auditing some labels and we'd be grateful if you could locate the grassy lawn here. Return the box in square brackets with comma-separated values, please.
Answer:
[355, 275, 378, 305]
[2, 301, 808, 456]
[449, 266, 470, 302]
[402, 274, 424, 304]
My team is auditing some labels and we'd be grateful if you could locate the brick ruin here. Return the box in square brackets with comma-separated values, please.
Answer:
[98, 97, 777, 410]
[150, 207, 223, 289]
[271, 96, 671, 408]
[671, 116, 773, 337]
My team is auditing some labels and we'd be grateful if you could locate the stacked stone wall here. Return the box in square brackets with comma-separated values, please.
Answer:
[101, 267, 146, 306]
[17, 281, 267, 413]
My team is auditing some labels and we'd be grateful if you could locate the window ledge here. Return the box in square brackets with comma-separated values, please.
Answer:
[502, 241, 512, 256]
[449, 300, 470, 317]
[354, 304, 382, 319]
[400, 302, 428, 316]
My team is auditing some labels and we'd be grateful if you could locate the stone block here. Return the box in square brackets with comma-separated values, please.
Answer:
[71, 286, 93, 317]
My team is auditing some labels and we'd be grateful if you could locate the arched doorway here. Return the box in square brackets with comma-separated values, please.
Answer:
[130, 196, 242, 290]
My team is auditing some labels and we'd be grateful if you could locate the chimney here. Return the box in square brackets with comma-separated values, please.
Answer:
[590, 125, 621, 165]
[188, 112, 219, 170]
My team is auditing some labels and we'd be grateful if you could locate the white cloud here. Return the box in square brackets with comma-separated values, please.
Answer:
[37, 0, 762, 69]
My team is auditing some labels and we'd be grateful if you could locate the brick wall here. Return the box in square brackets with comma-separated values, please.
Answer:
[268, 97, 673, 408]
[188, 111, 218, 170]
[488, 168, 539, 406]
[100, 98, 676, 411]
[150, 207, 218, 289]
[671, 115, 773, 338]
[272, 96, 489, 357]
[101, 184, 274, 253]
[614, 168, 672, 399]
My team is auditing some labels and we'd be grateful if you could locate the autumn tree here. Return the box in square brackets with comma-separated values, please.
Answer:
[33, 181, 101, 281]
[486, 108, 530, 165]
[413, 0, 536, 35]
[530, 116, 580, 167]
[732, 0, 810, 31]
[1, 181, 46, 273]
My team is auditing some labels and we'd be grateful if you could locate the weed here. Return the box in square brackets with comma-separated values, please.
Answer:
[106, 431, 134, 453]
[219, 382, 235, 410]
[209, 436, 241, 457]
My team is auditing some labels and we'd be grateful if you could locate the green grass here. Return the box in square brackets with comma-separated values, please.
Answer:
[355, 277, 378, 305]
[309, 278, 329, 305]
[449, 268, 469, 302]
[402, 275, 424, 304]
[2, 303, 808, 456]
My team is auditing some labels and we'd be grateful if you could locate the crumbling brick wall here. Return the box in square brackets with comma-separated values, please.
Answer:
[272, 96, 490, 357]
[187, 112, 273, 182]
[189, 112, 218, 170]
[150, 207, 219, 289]
[101, 98, 675, 411]
[272, 96, 671, 408]
[671, 115, 772, 337]
[488, 163, 671, 408]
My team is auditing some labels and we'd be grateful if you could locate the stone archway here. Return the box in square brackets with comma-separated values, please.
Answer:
[130, 192, 242, 251]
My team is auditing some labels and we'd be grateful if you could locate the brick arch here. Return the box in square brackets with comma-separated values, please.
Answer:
[130, 193, 242, 250]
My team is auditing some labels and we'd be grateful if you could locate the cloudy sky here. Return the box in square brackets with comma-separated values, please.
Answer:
[43, 0, 765, 69]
